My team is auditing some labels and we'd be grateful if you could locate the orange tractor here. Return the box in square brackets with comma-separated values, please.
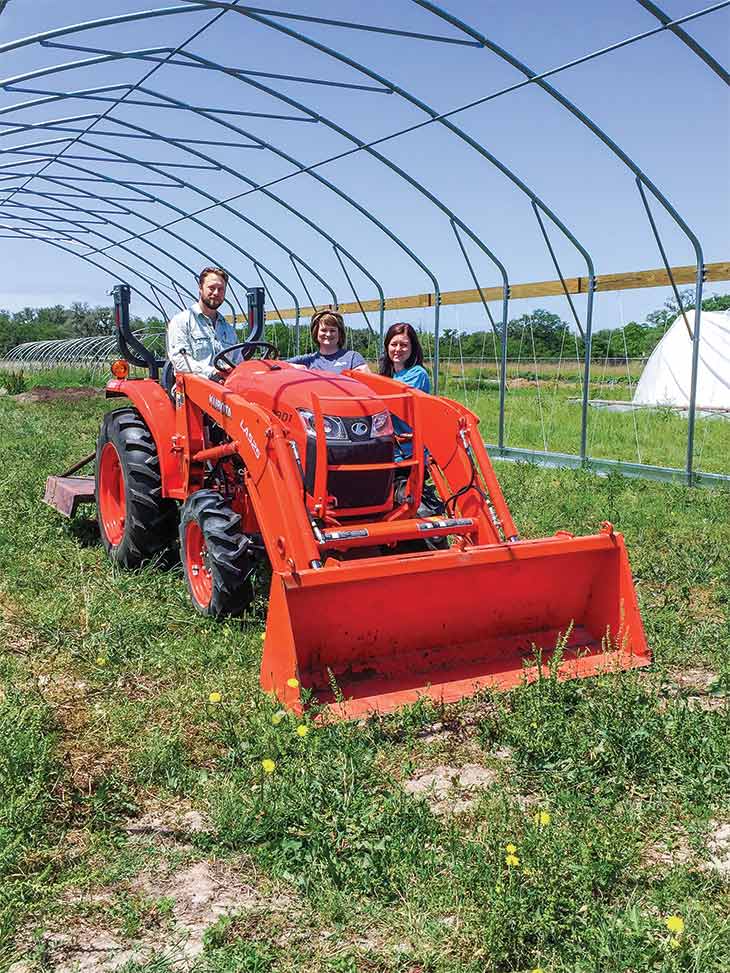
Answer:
[45, 284, 649, 718]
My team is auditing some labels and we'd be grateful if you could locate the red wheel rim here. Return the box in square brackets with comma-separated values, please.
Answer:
[98, 442, 126, 546]
[185, 521, 212, 607]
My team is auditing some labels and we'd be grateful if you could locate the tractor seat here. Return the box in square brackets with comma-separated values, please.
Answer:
[160, 360, 175, 401]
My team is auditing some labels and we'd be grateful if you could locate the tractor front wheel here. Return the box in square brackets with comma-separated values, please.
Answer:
[180, 490, 255, 618]
[96, 408, 178, 567]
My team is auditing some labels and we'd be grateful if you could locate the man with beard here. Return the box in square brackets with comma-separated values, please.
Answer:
[166, 267, 240, 381]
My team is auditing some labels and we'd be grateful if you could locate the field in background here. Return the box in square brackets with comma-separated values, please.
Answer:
[1, 388, 729, 972]
[4, 358, 729, 478]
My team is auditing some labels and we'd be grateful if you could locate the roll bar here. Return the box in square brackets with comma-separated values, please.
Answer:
[112, 282, 266, 379]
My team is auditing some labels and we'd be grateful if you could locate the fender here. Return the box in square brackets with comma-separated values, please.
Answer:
[106, 378, 183, 495]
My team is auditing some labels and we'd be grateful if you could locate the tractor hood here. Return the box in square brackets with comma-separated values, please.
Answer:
[224, 360, 389, 421]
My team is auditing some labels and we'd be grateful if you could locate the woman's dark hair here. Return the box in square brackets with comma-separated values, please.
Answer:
[310, 309, 346, 350]
[379, 322, 424, 377]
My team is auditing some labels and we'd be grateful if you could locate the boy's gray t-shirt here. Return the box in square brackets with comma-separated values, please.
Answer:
[288, 348, 365, 373]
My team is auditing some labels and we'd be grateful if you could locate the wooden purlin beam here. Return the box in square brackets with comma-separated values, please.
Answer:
[261, 261, 730, 321]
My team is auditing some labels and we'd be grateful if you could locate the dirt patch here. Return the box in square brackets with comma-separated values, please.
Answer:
[122, 804, 211, 844]
[687, 585, 725, 624]
[644, 820, 730, 879]
[705, 821, 730, 878]
[12, 386, 102, 404]
[0, 594, 41, 658]
[669, 668, 719, 693]
[660, 668, 727, 712]
[404, 763, 497, 815]
[507, 377, 538, 389]
[412, 700, 501, 744]
[34, 671, 128, 794]
[44, 857, 297, 971]
[643, 828, 694, 871]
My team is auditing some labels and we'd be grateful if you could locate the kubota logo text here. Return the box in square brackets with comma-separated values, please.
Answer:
[208, 394, 231, 418]
[239, 421, 261, 459]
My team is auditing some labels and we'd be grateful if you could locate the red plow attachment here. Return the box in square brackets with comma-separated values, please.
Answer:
[261, 524, 650, 719]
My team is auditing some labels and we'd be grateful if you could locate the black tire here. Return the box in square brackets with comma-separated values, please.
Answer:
[96, 407, 178, 567]
[179, 490, 255, 618]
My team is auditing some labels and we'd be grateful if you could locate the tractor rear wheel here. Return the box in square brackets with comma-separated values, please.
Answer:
[96, 408, 178, 567]
[180, 490, 255, 618]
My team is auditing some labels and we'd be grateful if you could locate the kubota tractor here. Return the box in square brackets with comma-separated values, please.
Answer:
[45, 284, 650, 718]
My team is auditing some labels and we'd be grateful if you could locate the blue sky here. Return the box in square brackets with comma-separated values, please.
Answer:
[0, 0, 727, 332]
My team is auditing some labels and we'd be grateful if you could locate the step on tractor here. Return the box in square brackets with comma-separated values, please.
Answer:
[44, 284, 650, 718]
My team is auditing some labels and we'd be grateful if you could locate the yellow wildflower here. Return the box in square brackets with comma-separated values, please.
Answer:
[534, 810, 551, 827]
[208, 691, 222, 704]
[665, 915, 684, 935]
[96, 656, 108, 666]
[505, 853, 520, 866]
[506, 843, 517, 854]
[286, 677, 299, 688]
[532, 968, 545, 973]
[296, 724, 309, 738]
[261, 758, 276, 774]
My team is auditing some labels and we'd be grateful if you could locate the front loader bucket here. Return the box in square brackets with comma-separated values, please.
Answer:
[261, 529, 650, 719]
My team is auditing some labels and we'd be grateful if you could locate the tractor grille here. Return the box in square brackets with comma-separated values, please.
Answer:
[304, 437, 395, 510]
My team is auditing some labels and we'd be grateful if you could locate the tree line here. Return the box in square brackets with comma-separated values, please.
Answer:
[2, 290, 728, 361]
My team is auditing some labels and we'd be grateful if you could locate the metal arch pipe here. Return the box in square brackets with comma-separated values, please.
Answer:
[0, 2, 239, 211]
[416, 0, 707, 479]
[25, 59, 442, 369]
[76, 119, 339, 309]
[449, 219, 510, 450]
[0, 6, 209, 58]
[3, 193, 190, 296]
[0, 66, 319, 319]
[178, 12, 589, 280]
[634, 0, 729, 84]
[95, 93, 388, 327]
[0, 68, 344, 315]
[635, 177, 705, 482]
[332, 244, 384, 350]
[39, 68, 395, 338]
[6, 156, 303, 330]
[169, 13, 600, 397]
[5, 181, 214, 313]
[5, 199, 191, 311]
[0, 59, 343, 311]
[4, 224, 176, 317]
[0, 29, 441, 350]
[10, 169, 299, 322]
[0, 85, 382, 331]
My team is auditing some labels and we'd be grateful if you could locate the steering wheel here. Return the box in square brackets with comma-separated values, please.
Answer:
[213, 340, 279, 370]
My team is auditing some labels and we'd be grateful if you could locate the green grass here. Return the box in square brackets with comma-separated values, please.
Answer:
[443, 380, 730, 475]
[0, 389, 729, 971]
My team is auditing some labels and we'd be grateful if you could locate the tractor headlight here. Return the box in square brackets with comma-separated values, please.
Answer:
[371, 410, 394, 438]
[298, 408, 348, 441]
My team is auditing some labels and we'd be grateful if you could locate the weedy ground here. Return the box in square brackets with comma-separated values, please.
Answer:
[0, 381, 729, 973]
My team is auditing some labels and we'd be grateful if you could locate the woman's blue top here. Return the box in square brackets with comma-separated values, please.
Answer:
[391, 364, 431, 458]
[393, 364, 431, 393]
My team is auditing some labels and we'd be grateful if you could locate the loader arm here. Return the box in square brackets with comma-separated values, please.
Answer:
[347, 372, 518, 543]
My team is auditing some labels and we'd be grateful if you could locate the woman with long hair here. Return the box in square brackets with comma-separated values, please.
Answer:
[288, 309, 370, 373]
[379, 322, 430, 391]
[381, 323, 444, 527]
